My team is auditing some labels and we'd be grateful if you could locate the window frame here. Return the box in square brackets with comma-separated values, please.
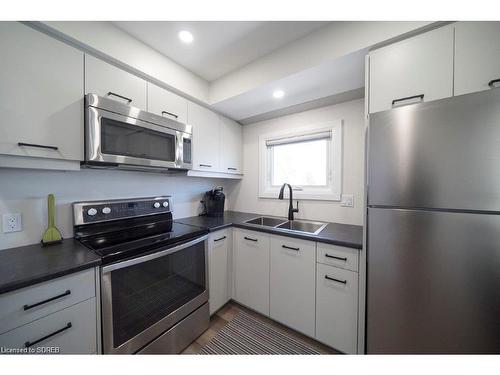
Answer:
[258, 120, 343, 201]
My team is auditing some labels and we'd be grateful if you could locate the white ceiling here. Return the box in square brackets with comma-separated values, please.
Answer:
[112, 21, 330, 81]
[212, 48, 367, 122]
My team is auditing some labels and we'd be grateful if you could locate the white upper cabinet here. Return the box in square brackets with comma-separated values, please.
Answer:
[220, 116, 243, 174]
[85, 54, 147, 110]
[147, 83, 188, 124]
[454, 22, 500, 96]
[369, 26, 454, 113]
[188, 101, 220, 172]
[269, 236, 316, 337]
[0, 22, 84, 164]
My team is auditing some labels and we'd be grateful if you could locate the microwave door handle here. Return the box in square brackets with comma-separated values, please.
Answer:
[102, 234, 208, 273]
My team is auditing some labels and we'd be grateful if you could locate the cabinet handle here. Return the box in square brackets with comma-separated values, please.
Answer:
[244, 236, 258, 242]
[282, 245, 299, 251]
[392, 94, 424, 106]
[488, 79, 500, 88]
[107, 91, 132, 103]
[227, 167, 237, 171]
[325, 254, 347, 261]
[325, 275, 347, 284]
[18, 142, 58, 151]
[199, 164, 212, 168]
[162, 110, 178, 119]
[214, 236, 226, 242]
[23, 290, 71, 311]
[24, 322, 72, 348]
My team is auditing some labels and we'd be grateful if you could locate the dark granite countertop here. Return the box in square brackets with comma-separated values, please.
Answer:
[0, 239, 101, 295]
[175, 211, 363, 249]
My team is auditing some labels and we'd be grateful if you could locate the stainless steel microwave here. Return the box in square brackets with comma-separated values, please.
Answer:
[84, 93, 192, 172]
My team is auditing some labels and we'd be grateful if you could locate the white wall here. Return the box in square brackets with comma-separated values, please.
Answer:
[230, 98, 365, 226]
[0, 169, 238, 250]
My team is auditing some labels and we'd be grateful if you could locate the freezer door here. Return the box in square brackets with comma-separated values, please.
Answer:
[368, 89, 500, 210]
[367, 208, 500, 353]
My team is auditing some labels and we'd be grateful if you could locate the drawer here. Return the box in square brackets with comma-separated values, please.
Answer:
[317, 243, 359, 272]
[0, 268, 95, 334]
[0, 297, 97, 354]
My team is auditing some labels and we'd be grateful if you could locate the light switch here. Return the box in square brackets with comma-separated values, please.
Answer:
[340, 194, 354, 207]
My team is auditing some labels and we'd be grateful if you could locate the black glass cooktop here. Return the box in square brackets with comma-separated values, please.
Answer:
[76, 214, 208, 265]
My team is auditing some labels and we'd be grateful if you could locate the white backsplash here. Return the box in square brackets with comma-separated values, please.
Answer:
[0, 168, 238, 250]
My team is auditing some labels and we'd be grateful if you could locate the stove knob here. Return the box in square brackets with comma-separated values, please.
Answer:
[153, 202, 161, 208]
[162, 201, 169, 208]
[102, 207, 111, 214]
[87, 208, 97, 216]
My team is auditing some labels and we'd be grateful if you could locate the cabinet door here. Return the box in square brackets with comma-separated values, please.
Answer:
[220, 116, 243, 174]
[316, 263, 358, 353]
[0, 22, 83, 161]
[85, 54, 147, 110]
[369, 26, 454, 113]
[455, 22, 500, 96]
[270, 236, 316, 337]
[188, 101, 221, 172]
[147, 83, 188, 124]
[233, 229, 270, 316]
[208, 230, 230, 315]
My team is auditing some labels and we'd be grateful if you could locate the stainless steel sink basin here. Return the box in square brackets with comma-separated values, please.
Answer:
[244, 216, 327, 235]
[245, 216, 287, 227]
[276, 220, 328, 235]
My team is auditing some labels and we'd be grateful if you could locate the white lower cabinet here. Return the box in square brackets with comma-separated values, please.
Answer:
[269, 236, 316, 337]
[208, 229, 231, 315]
[0, 298, 97, 354]
[316, 263, 358, 354]
[233, 229, 270, 316]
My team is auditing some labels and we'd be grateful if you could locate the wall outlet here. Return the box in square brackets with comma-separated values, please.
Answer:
[340, 194, 354, 207]
[2, 213, 22, 233]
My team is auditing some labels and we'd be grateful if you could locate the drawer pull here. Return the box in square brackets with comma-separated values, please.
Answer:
[24, 322, 72, 348]
[107, 91, 132, 103]
[23, 290, 71, 311]
[325, 254, 347, 261]
[199, 164, 212, 168]
[325, 275, 347, 284]
[162, 110, 178, 119]
[282, 245, 299, 251]
[214, 236, 226, 242]
[18, 142, 58, 151]
[244, 236, 258, 242]
[392, 94, 424, 106]
[488, 79, 500, 88]
[228, 167, 237, 171]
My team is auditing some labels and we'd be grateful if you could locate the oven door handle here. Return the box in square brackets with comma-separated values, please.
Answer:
[101, 234, 208, 273]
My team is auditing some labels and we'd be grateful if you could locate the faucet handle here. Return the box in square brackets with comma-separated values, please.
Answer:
[294, 200, 299, 213]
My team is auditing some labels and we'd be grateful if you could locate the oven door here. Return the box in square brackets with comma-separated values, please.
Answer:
[86, 105, 191, 170]
[100, 235, 208, 354]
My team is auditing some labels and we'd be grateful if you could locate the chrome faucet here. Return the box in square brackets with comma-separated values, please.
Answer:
[278, 183, 299, 221]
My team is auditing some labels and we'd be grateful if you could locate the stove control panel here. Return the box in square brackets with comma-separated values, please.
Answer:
[73, 196, 172, 225]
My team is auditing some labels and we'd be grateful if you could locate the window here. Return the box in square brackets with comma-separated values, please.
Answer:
[259, 121, 342, 201]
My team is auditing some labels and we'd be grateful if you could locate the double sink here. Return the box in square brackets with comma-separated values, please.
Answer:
[244, 216, 328, 235]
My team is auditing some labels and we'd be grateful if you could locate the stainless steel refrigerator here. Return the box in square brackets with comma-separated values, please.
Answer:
[366, 88, 500, 354]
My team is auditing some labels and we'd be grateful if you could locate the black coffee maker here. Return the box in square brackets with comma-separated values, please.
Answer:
[202, 186, 225, 217]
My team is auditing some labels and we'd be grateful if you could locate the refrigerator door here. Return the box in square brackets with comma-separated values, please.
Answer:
[367, 207, 500, 353]
[368, 89, 500, 210]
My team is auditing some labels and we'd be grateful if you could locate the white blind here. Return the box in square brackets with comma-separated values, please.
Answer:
[265, 130, 331, 147]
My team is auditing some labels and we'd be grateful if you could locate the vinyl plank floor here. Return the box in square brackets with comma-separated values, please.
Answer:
[181, 301, 338, 354]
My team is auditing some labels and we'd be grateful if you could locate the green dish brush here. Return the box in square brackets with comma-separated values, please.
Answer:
[41, 194, 63, 246]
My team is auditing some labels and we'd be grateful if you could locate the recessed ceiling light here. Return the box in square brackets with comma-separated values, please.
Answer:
[273, 90, 285, 99]
[178, 30, 194, 44]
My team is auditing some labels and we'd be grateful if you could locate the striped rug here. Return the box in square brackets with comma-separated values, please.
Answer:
[199, 311, 320, 354]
